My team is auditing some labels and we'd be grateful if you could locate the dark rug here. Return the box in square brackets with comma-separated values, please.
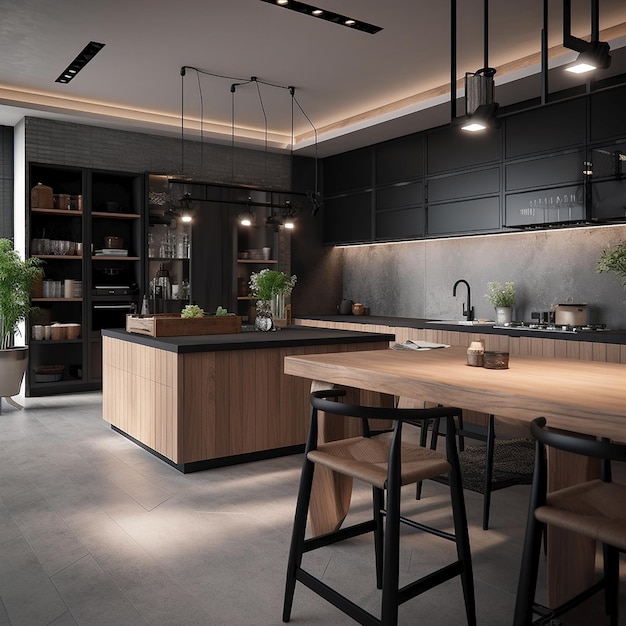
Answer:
[458, 439, 535, 494]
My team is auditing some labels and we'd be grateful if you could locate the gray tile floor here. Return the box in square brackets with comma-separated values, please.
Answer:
[0, 392, 622, 625]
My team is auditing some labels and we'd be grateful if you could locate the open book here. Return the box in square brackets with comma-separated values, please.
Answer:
[391, 339, 450, 351]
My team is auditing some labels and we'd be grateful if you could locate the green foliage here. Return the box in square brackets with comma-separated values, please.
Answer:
[215, 306, 234, 316]
[181, 304, 205, 318]
[484, 281, 516, 307]
[248, 269, 297, 301]
[0, 238, 44, 349]
[596, 242, 626, 292]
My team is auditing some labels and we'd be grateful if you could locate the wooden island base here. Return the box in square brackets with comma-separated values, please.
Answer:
[101, 328, 393, 473]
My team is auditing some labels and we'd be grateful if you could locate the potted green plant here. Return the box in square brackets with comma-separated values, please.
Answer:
[484, 281, 516, 324]
[596, 241, 626, 292]
[249, 269, 297, 330]
[0, 238, 44, 405]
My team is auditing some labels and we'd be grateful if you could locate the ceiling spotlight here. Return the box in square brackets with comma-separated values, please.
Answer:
[562, 0, 611, 75]
[461, 103, 500, 132]
[55, 41, 105, 84]
[565, 41, 611, 74]
[260, 0, 382, 34]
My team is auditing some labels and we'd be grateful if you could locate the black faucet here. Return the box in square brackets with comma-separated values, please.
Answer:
[453, 279, 474, 321]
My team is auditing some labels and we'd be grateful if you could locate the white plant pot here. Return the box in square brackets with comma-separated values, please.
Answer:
[0, 346, 28, 397]
[495, 306, 513, 325]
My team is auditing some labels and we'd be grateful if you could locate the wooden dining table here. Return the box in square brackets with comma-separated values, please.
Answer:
[284, 345, 626, 608]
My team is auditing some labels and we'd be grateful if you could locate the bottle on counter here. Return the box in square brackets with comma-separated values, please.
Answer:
[467, 341, 484, 367]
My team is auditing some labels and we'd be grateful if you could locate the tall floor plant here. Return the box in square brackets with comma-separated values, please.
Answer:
[0, 238, 44, 349]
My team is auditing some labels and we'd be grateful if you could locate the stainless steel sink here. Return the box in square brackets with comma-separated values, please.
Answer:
[426, 320, 494, 326]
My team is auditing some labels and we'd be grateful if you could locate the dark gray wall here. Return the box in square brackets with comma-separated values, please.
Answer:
[0, 126, 14, 238]
[341, 224, 626, 329]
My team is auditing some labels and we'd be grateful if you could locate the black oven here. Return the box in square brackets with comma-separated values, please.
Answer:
[91, 302, 136, 331]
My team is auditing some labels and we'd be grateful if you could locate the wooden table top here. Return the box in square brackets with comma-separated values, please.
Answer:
[284, 346, 626, 442]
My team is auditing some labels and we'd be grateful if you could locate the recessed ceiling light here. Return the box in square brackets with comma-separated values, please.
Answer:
[260, 0, 382, 34]
[55, 41, 105, 84]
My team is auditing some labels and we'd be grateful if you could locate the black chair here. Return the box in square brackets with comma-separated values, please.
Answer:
[417, 412, 534, 530]
[283, 389, 476, 626]
[514, 417, 626, 626]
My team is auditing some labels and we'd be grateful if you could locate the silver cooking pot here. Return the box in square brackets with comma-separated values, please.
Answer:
[554, 303, 588, 326]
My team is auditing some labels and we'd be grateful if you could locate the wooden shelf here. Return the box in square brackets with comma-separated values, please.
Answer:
[237, 258, 278, 264]
[92, 255, 140, 261]
[33, 254, 82, 260]
[32, 208, 82, 216]
[91, 211, 141, 219]
[32, 297, 82, 302]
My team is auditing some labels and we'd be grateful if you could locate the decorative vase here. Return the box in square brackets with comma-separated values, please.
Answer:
[495, 306, 513, 325]
[271, 291, 287, 328]
[255, 300, 273, 332]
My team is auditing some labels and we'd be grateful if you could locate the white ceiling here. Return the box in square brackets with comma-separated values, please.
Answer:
[0, 0, 625, 157]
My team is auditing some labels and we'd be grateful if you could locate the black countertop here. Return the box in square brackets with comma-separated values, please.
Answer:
[102, 326, 395, 354]
[297, 315, 626, 345]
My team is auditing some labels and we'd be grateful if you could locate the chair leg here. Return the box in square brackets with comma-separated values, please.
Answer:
[604, 544, 619, 626]
[513, 516, 545, 626]
[283, 455, 315, 623]
[482, 415, 496, 530]
[446, 423, 477, 626]
[373, 486, 384, 589]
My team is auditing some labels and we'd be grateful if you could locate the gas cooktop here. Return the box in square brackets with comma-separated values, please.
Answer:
[493, 322, 609, 334]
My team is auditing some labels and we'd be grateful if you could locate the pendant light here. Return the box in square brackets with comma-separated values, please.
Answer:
[460, 0, 499, 132]
[563, 0, 611, 74]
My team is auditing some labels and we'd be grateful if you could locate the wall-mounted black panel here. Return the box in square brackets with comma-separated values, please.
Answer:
[591, 179, 626, 220]
[427, 125, 501, 174]
[505, 150, 584, 192]
[376, 181, 423, 210]
[376, 206, 424, 241]
[590, 85, 626, 143]
[323, 191, 373, 244]
[505, 185, 584, 227]
[375, 133, 424, 185]
[428, 167, 500, 203]
[505, 99, 585, 159]
[427, 197, 500, 235]
[323, 147, 373, 196]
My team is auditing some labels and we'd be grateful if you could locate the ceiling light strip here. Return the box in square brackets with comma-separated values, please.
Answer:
[55, 41, 105, 84]
[259, 0, 382, 34]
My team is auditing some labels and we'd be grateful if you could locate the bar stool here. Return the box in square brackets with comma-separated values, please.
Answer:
[283, 389, 476, 626]
[514, 417, 626, 626]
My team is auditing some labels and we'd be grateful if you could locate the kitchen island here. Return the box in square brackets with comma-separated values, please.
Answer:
[101, 326, 394, 472]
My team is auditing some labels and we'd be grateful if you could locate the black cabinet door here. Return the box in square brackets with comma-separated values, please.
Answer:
[505, 150, 585, 192]
[428, 167, 500, 203]
[427, 197, 500, 235]
[505, 99, 585, 159]
[376, 133, 424, 185]
[427, 125, 501, 174]
[590, 85, 626, 143]
[323, 191, 373, 244]
[323, 147, 373, 195]
[376, 207, 424, 241]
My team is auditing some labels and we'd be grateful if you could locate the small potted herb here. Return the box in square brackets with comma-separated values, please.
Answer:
[484, 281, 515, 324]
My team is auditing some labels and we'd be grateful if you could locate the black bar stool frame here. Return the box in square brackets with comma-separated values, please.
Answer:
[283, 389, 476, 626]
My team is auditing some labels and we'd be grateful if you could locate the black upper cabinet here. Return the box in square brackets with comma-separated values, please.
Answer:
[427, 197, 500, 236]
[323, 191, 372, 244]
[505, 150, 585, 192]
[375, 134, 424, 185]
[323, 147, 373, 195]
[427, 125, 501, 174]
[505, 99, 585, 159]
[590, 85, 626, 143]
[428, 167, 500, 203]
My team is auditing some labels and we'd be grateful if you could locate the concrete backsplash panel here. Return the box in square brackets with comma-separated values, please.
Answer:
[341, 224, 626, 329]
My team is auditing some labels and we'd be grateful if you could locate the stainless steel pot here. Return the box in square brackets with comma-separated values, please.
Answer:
[554, 303, 588, 326]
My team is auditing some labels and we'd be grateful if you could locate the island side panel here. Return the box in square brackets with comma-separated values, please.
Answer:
[102, 336, 179, 461]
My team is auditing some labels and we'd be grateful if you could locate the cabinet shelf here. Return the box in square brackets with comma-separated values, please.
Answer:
[32, 208, 83, 217]
[30, 339, 83, 345]
[92, 256, 140, 261]
[91, 211, 141, 220]
[32, 297, 83, 302]
[33, 254, 82, 260]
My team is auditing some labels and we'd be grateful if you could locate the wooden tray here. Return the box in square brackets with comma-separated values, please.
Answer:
[126, 314, 241, 337]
